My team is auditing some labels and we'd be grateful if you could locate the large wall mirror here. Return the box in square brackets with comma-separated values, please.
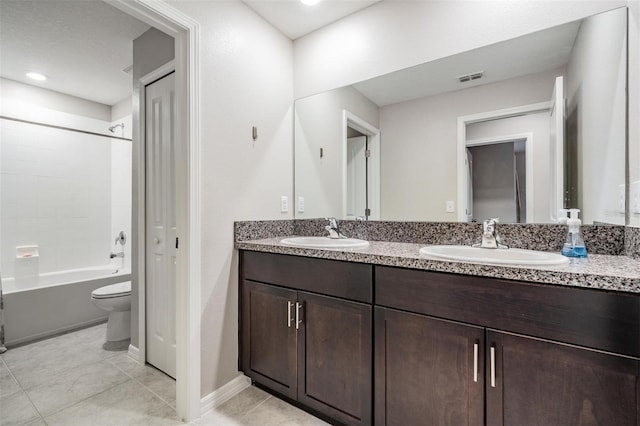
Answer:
[294, 7, 627, 225]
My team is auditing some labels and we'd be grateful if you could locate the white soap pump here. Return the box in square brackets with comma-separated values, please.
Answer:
[561, 209, 587, 258]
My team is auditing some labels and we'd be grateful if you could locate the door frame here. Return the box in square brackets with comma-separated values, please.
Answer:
[342, 110, 381, 220]
[456, 101, 550, 222]
[466, 133, 534, 223]
[108, 0, 201, 422]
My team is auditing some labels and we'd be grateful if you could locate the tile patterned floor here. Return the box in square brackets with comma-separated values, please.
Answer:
[0, 324, 327, 426]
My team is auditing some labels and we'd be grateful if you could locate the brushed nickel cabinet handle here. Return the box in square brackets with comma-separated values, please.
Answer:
[473, 342, 479, 383]
[287, 301, 293, 328]
[295, 302, 303, 330]
[490, 345, 496, 388]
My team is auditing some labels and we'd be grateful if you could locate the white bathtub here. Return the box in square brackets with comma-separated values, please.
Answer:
[2, 266, 131, 346]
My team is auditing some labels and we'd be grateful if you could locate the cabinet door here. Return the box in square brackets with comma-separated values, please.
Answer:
[486, 330, 639, 426]
[297, 291, 372, 425]
[375, 307, 484, 426]
[241, 280, 298, 399]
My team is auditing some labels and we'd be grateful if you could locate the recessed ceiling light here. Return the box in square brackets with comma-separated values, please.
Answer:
[300, 0, 321, 5]
[26, 72, 47, 81]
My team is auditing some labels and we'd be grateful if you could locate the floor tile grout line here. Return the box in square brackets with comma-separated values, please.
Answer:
[130, 374, 177, 410]
[39, 377, 137, 423]
[238, 394, 273, 421]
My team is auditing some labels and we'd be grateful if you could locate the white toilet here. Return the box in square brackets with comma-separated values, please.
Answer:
[91, 281, 132, 342]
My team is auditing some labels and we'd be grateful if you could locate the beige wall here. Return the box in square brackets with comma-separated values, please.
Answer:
[295, 86, 379, 218]
[380, 69, 560, 221]
[165, 0, 294, 397]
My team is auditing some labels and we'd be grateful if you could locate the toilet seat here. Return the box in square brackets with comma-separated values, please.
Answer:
[92, 281, 131, 299]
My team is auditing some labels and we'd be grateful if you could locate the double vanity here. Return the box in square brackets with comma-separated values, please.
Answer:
[236, 220, 640, 425]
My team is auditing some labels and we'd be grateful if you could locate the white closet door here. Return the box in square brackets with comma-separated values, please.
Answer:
[145, 72, 176, 378]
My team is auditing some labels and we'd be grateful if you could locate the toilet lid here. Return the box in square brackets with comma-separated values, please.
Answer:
[92, 281, 131, 299]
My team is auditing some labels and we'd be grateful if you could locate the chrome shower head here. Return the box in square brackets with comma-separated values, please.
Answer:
[108, 123, 125, 133]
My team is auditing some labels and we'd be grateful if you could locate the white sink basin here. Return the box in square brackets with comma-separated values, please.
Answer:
[280, 236, 370, 249]
[419, 245, 569, 266]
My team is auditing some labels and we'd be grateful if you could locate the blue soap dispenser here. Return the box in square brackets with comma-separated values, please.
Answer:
[561, 208, 587, 258]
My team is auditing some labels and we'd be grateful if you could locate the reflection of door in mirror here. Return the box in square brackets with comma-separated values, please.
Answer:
[347, 133, 367, 218]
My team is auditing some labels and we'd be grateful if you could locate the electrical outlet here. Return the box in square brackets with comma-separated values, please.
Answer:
[280, 196, 288, 213]
[446, 200, 455, 213]
[298, 197, 305, 213]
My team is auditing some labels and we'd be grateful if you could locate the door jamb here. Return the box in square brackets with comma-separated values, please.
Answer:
[107, 0, 201, 422]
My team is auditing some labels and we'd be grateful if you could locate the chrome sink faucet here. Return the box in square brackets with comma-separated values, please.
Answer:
[473, 218, 508, 249]
[325, 217, 347, 239]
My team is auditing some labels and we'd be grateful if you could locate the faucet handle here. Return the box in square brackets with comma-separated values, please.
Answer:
[326, 217, 338, 228]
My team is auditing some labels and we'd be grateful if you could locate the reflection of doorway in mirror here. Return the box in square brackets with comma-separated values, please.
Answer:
[343, 110, 380, 220]
[457, 101, 553, 223]
[467, 140, 527, 223]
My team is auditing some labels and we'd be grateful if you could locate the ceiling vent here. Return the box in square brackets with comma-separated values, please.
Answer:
[122, 64, 133, 75]
[458, 71, 484, 83]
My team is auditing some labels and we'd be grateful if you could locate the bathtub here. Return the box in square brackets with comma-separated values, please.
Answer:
[2, 266, 131, 346]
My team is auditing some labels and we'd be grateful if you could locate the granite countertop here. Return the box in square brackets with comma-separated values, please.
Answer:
[236, 237, 640, 294]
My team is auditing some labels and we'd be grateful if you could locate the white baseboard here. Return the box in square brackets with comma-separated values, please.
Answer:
[200, 374, 251, 416]
[128, 344, 141, 363]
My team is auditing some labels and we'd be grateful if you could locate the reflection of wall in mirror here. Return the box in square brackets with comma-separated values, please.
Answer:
[380, 68, 561, 221]
[295, 86, 379, 218]
[565, 7, 626, 225]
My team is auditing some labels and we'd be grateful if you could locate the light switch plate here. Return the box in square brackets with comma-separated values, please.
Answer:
[446, 200, 455, 213]
[280, 196, 288, 213]
[298, 197, 305, 213]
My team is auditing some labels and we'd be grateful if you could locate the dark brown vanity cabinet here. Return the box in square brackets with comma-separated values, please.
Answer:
[486, 330, 639, 426]
[375, 266, 640, 426]
[240, 251, 373, 425]
[375, 307, 485, 426]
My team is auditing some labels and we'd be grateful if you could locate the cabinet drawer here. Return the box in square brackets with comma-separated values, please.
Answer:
[241, 251, 373, 303]
[375, 266, 640, 357]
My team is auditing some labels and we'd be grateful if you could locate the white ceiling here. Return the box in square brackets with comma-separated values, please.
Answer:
[0, 0, 150, 106]
[353, 19, 581, 106]
[0, 0, 376, 107]
[241, 0, 381, 40]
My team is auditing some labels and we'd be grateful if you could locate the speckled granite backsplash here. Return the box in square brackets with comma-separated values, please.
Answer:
[626, 227, 640, 258]
[235, 219, 627, 255]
